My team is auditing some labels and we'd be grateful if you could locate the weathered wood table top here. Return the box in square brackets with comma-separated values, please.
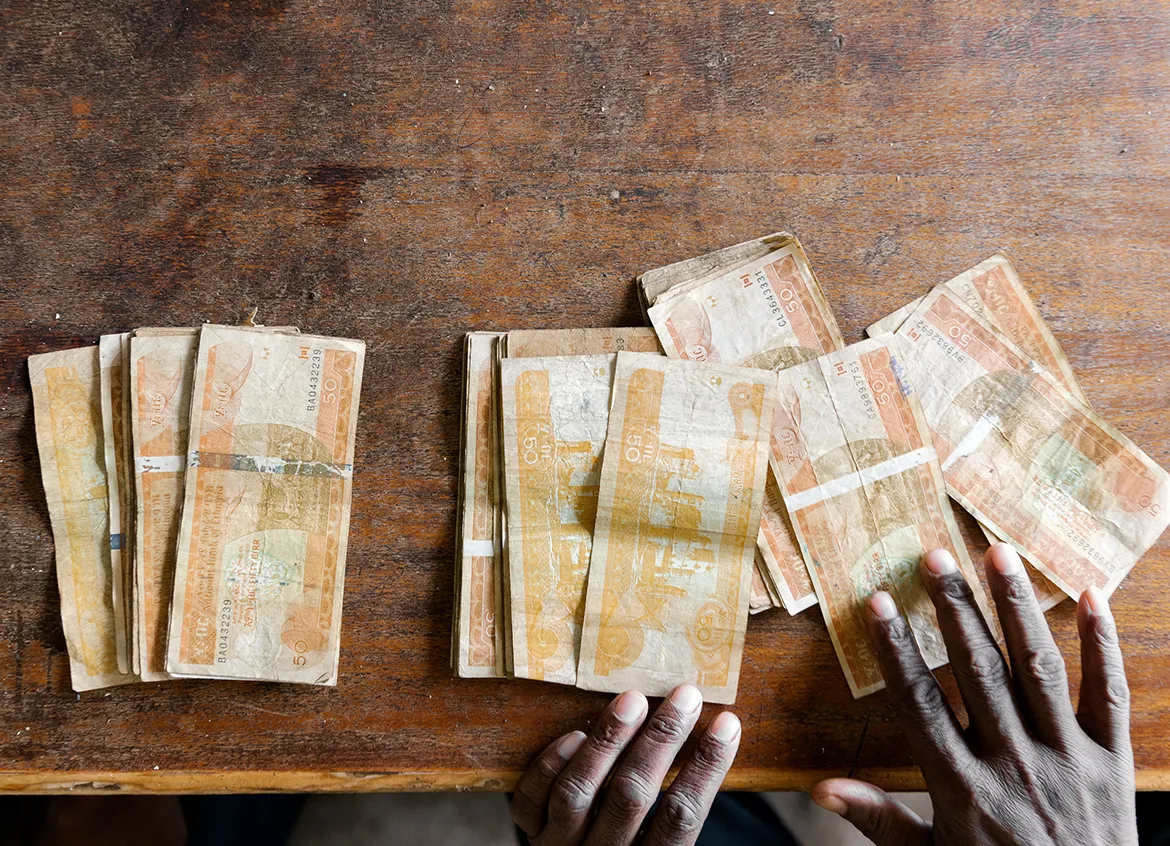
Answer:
[1, 0, 1167, 793]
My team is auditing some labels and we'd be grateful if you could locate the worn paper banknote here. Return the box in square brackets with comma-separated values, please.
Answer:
[770, 338, 991, 698]
[749, 551, 780, 614]
[576, 353, 775, 703]
[648, 237, 845, 371]
[455, 333, 506, 678]
[868, 255, 1091, 607]
[129, 330, 198, 681]
[166, 327, 365, 684]
[30, 347, 137, 692]
[637, 232, 794, 314]
[758, 470, 817, 614]
[99, 334, 134, 673]
[505, 327, 661, 358]
[500, 354, 615, 683]
[894, 289, 1170, 598]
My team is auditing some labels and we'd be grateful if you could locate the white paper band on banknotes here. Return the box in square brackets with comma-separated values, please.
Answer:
[939, 413, 1000, 473]
[784, 446, 938, 512]
[187, 451, 354, 479]
[135, 454, 185, 474]
[462, 539, 497, 557]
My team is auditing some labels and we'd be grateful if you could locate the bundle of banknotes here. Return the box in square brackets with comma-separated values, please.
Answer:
[30, 324, 365, 691]
[455, 233, 1170, 701]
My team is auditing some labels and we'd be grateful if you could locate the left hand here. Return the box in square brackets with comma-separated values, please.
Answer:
[510, 684, 742, 845]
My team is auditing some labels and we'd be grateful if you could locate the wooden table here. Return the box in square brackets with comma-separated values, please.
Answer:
[1, 0, 1167, 794]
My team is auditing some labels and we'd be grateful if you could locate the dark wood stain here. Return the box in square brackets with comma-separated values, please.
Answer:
[0, 0, 1167, 792]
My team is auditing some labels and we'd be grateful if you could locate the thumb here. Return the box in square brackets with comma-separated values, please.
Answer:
[812, 778, 932, 846]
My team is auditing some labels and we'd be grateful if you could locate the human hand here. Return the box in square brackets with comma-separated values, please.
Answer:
[511, 685, 741, 845]
[813, 543, 1137, 845]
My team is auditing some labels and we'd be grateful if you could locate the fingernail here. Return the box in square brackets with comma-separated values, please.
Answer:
[709, 711, 741, 742]
[669, 684, 702, 715]
[613, 691, 647, 724]
[923, 548, 956, 575]
[556, 731, 586, 761]
[1084, 586, 1111, 618]
[869, 591, 898, 620]
[812, 792, 847, 815]
[990, 542, 1022, 576]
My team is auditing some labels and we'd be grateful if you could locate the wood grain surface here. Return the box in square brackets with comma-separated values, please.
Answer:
[1, 0, 1167, 794]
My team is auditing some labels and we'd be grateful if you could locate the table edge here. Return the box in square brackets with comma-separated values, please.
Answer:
[0, 769, 1167, 794]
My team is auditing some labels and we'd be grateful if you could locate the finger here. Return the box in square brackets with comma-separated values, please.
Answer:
[540, 690, 648, 845]
[586, 684, 704, 846]
[1076, 587, 1131, 754]
[512, 731, 587, 837]
[920, 548, 1024, 750]
[812, 778, 932, 846]
[867, 590, 972, 780]
[984, 543, 1076, 749]
[643, 710, 741, 846]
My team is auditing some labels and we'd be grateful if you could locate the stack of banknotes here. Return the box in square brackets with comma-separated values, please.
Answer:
[454, 233, 1170, 701]
[30, 324, 365, 691]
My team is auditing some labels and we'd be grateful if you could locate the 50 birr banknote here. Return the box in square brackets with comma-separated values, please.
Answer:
[893, 288, 1169, 599]
[769, 338, 992, 698]
[576, 352, 776, 704]
[166, 327, 365, 685]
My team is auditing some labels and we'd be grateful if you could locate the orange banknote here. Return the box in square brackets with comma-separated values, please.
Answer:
[894, 289, 1170, 598]
[454, 332, 505, 678]
[770, 338, 991, 698]
[868, 254, 1090, 608]
[30, 347, 136, 691]
[505, 327, 661, 358]
[166, 326, 365, 684]
[98, 334, 134, 674]
[576, 353, 775, 704]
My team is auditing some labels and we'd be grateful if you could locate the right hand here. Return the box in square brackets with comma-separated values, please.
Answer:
[813, 543, 1138, 845]
[510, 684, 741, 845]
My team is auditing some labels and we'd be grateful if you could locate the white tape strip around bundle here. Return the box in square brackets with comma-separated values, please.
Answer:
[784, 445, 938, 513]
[940, 413, 1000, 472]
[462, 539, 497, 557]
[135, 455, 185, 474]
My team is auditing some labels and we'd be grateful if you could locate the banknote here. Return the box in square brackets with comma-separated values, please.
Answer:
[866, 255, 1086, 609]
[505, 327, 661, 358]
[166, 326, 365, 684]
[129, 330, 199, 681]
[576, 352, 776, 704]
[30, 347, 136, 692]
[99, 334, 133, 674]
[455, 333, 506, 678]
[500, 354, 615, 683]
[758, 470, 817, 614]
[894, 288, 1170, 598]
[769, 338, 992, 698]
[749, 558, 778, 614]
[648, 236, 845, 371]
[637, 231, 794, 313]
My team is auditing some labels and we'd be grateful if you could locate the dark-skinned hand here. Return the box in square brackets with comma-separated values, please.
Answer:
[511, 684, 741, 845]
[813, 543, 1138, 845]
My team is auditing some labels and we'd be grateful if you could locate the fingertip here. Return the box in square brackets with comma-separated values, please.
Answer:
[985, 542, 1023, 576]
[868, 590, 898, 621]
[811, 782, 848, 815]
[922, 548, 957, 576]
[709, 710, 741, 743]
[668, 683, 703, 715]
[1084, 586, 1111, 619]
[613, 689, 648, 724]
[555, 730, 586, 761]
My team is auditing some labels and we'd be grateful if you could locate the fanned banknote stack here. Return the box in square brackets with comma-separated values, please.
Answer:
[455, 233, 1170, 701]
[30, 323, 365, 691]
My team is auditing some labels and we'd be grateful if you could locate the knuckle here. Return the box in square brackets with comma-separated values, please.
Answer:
[691, 734, 734, 772]
[897, 675, 949, 721]
[591, 717, 630, 752]
[1104, 673, 1131, 709]
[607, 770, 658, 818]
[1091, 615, 1121, 651]
[656, 791, 705, 837]
[1023, 647, 1067, 685]
[960, 643, 1009, 686]
[510, 795, 540, 833]
[939, 574, 975, 603]
[875, 613, 916, 658]
[549, 774, 595, 818]
[643, 711, 689, 745]
[1000, 572, 1035, 607]
[535, 754, 563, 781]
